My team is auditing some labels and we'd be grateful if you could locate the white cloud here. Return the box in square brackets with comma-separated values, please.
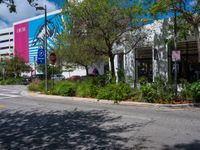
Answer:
[0, 0, 58, 28]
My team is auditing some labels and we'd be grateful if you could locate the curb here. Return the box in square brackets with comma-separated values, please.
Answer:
[21, 90, 200, 109]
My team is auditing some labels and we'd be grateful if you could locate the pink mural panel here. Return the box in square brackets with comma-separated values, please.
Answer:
[14, 22, 29, 62]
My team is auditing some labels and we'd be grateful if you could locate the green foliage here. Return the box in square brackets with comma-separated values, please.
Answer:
[76, 77, 102, 98]
[97, 82, 132, 103]
[180, 80, 200, 102]
[179, 79, 193, 100]
[139, 76, 175, 103]
[36, 64, 62, 78]
[1, 57, 31, 78]
[131, 87, 143, 102]
[51, 81, 77, 96]
[0, 78, 22, 85]
[28, 80, 45, 92]
[190, 81, 200, 102]
[61, 0, 147, 78]
[0, 0, 37, 13]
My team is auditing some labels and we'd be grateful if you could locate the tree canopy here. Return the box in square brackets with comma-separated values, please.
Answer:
[61, 0, 148, 77]
[150, 0, 200, 62]
[0, 0, 38, 12]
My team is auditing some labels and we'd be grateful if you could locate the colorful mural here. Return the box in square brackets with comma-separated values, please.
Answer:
[14, 11, 64, 65]
[14, 22, 29, 62]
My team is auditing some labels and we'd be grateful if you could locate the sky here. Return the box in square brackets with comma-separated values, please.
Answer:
[0, 0, 64, 29]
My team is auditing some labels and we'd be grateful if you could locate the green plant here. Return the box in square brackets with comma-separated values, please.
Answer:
[76, 79, 99, 98]
[0, 78, 22, 85]
[190, 81, 200, 102]
[137, 76, 148, 85]
[131, 87, 144, 102]
[51, 81, 77, 96]
[97, 82, 132, 103]
[139, 76, 175, 103]
[28, 80, 45, 92]
[180, 79, 193, 100]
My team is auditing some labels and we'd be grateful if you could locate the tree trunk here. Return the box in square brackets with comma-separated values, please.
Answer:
[109, 54, 115, 78]
[194, 25, 200, 63]
[85, 66, 89, 75]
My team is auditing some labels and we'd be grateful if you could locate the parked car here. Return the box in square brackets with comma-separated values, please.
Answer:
[66, 75, 81, 81]
[31, 74, 45, 81]
[21, 76, 31, 85]
[51, 74, 65, 80]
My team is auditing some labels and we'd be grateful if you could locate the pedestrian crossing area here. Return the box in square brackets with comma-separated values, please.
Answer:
[0, 88, 22, 100]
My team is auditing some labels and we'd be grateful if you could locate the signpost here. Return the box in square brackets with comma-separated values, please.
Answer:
[172, 50, 181, 97]
[49, 52, 57, 89]
[49, 52, 57, 65]
[37, 48, 45, 64]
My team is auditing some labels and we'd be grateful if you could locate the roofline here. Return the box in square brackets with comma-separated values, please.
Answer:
[13, 9, 62, 25]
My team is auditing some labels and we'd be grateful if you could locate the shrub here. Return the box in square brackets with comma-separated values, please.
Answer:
[131, 87, 144, 102]
[51, 81, 77, 96]
[190, 81, 200, 102]
[139, 76, 175, 103]
[97, 82, 132, 103]
[28, 79, 45, 92]
[0, 78, 22, 85]
[180, 79, 193, 100]
[76, 79, 99, 98]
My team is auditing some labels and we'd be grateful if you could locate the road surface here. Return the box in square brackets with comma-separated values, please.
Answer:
[0, 85, 200, 150]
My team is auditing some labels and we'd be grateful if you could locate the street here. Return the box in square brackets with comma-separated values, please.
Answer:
[0, 85, 200, 150]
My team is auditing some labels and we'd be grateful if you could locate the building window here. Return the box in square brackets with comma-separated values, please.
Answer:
[0, 33, 9, 36]
[0, 40, 9, 43]
[0, 46, 9, 50]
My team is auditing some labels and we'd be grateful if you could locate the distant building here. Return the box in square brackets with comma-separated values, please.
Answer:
[0, 27, 14, 61]
[13, 10, 63, 70]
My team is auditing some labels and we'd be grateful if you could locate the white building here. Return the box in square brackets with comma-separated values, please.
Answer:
[0, 27, 14, 61]
[113, 19, 199, 85]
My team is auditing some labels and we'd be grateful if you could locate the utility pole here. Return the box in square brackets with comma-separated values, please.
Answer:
[36, 5, 48, 92]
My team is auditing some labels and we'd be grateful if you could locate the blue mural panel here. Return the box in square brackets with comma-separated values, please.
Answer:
[28, 12, 64, 64]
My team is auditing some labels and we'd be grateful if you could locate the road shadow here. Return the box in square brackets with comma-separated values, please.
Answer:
[0, 109, 147, 150]
[163, 140, 200, 150]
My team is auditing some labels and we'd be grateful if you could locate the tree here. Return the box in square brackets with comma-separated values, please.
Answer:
[150, 0, 200, 62]
[0, 0, 38, 12]
[61, 0, 148, 77]
[57, 31, 106, 75]
[3, 57, 31, 77]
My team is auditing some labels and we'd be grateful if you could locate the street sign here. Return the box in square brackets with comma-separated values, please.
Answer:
[172, 50, 181, 62]
[37, 48, 45, 64]
[49, 52, 56, 65]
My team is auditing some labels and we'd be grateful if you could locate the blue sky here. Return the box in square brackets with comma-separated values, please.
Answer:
[0, 0, 63, 29]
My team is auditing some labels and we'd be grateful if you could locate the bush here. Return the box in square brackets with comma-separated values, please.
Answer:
[180, 79, 193, 100]
[190, 81, 200, 102]
[28, 80, 45, 92]
[0, 78, 22, 85]
[51, 81, 77, 96]
[76, 79, 99, 98]
[139, 76, 175, 103]
[97, 82, 132, 103]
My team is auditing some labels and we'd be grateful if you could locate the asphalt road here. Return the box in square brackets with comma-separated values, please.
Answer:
[0, 85, 200, 150]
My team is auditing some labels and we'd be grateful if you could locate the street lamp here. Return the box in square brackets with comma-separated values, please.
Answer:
[36, 5, 48, 92]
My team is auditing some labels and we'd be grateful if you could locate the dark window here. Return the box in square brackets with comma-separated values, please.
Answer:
[0, 46, 9, 50]
[0, 33, 9, 36]
[0, 40, 9, 43]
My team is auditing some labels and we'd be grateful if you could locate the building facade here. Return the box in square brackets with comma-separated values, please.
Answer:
[114, 19, 199, 85]
[0, 27, 14, 61]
